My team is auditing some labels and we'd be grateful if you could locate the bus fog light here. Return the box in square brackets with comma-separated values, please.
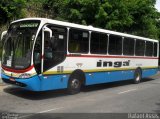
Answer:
[19, 73, 31, 78]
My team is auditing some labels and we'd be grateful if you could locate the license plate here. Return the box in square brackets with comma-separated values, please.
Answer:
[9, 78, 15, 82]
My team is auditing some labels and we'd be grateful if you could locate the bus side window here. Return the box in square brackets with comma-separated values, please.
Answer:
[108, 34, 122, 55]
[145, 41, 153, 57]
[69, 42, 80, 53]
[123, 37, 135, 56]
[153, 42, 158, 57]
[135, 39, 145, 56]
[90, 32, 108, 54]
[68, 28, 89, 53]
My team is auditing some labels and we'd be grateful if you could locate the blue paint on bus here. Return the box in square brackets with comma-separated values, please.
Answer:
[39, 75, 69, 91]
[1, 68, 158, 91]
[85, 70, 134, 85]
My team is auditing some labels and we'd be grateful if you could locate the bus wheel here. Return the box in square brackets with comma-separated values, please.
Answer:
[67, 76, 81, 95]
[133, 68, 142, 84]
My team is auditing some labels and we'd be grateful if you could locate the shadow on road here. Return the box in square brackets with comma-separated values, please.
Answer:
[3, 87, 69, 100]
[3, 78, 154, 100]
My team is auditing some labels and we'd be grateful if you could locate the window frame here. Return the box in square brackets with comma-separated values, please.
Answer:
[145, 41, 154, 57]
[108, 34, 123, 55]
[123, 37, 135, 56]
[90, 31, 108, 55]
[68, 28, 89, 54]
[153, 42, 158, 57]
[135, 39, 145, 56]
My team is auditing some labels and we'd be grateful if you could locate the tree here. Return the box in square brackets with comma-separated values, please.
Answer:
[0, 0, 27, 25]
[43, 0, 67, 20]
[43, 0, 160, 39]
[125, 0, 159, 39]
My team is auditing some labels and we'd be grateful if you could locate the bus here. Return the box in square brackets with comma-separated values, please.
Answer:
[1, 18, 159, 94]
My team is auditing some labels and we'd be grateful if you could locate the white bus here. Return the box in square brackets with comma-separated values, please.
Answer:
[1, 18, 159, 94]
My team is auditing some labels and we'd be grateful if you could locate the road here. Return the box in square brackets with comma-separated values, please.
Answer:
[0, 74, 160, 119]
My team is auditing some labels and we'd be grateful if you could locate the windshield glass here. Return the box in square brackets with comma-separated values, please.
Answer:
[2, 20, 40, 69]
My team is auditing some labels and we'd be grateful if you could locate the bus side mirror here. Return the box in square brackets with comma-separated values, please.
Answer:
[1, 31, 7, 41]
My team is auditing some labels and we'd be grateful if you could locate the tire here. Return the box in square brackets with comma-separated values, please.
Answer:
[133, 68, 142, 84]
[67, 75, 82, 94]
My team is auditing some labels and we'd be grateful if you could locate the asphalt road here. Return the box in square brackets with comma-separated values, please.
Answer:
[0, 74, 160, 119]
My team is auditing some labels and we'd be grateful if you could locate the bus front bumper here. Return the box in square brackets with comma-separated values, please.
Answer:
[1, 73, 41, 91]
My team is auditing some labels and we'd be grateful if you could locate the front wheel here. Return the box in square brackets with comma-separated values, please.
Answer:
[133, 69, 142, 84]
[67, 77, 81, 95]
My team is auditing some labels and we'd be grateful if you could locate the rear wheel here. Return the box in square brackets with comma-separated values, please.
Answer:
[67, 76, 81, 94]
[133, 68, 142, 84]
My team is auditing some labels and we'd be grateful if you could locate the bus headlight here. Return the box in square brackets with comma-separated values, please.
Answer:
[19, 73, 31, 79]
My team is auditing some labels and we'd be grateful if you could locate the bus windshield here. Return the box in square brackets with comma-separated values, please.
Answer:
[2, 20, 40, 69]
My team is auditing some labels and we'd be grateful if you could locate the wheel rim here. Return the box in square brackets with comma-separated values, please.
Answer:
[136, 73, 140, 81]
[71, 79, 80, 89]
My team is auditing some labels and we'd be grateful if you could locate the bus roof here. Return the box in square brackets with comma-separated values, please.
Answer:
[12, 18, 159, 42]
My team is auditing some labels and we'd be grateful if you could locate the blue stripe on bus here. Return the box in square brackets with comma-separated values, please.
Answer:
[85, 68, 158, 85]
[85, 70, 134, 85]
[1, 68, 158, 91]
[142, 68, 158, 78]
[39, 75, 69, 91]
[1, 74, 41, 91]
[1, 73, 69, 91]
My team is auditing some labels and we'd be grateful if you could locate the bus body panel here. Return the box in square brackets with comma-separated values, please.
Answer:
[39, 74, 69, 91]
[1, 73, 69, 91]
[85, 70, 134, 85]
[85, 68, 158, 85]
[1, 18, 159, 92]
[1, 68, 158, 91]
[142, 68, 158, 78]
[1, 73, 41, 91]
[1, 56, 159, 91]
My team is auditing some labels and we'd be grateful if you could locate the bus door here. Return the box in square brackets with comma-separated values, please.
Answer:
[41, 26, 52, 73]
[41, 25, 67, 74]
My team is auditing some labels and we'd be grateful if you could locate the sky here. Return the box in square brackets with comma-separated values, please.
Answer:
[155, 0, 160, 12]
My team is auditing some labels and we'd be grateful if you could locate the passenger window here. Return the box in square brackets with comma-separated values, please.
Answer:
[69, 28, 89, 53]
[108, 34, 122, 55]
[90, 32, 108, 54]
[145, 41, 153, 56]
[153, 43, 158, 57]
[123, 37, 135, 55]
[135, 40, 145, 56]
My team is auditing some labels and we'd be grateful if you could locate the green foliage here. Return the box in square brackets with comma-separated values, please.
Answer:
[43, 0, 160, 39]
[0, 0, 27, 25]
[0, 0, 160, 40]
[125, 0, 159, 39]
[43, 0, 67, 19]
[65, 0, 100, 25]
